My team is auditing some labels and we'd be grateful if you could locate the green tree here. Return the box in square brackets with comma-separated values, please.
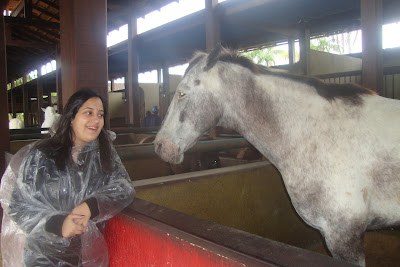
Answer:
[242, 47, 288, 66]
[310, 37, 341, 53]
[311, 31, 359, 54]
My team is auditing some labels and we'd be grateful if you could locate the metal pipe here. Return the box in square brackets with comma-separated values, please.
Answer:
[116, 138, 250, 160]
[10, 127, 160, 140]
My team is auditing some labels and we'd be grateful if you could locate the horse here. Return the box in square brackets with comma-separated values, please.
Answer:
[9, 117, 24, 129]
[154, 45, 400, 266]
[41, 106, 60, 134]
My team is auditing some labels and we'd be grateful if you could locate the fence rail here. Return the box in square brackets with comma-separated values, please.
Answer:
[315, 66, 400, 99]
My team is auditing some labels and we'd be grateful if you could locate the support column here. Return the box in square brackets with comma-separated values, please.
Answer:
[299, 25, 310, 75]
[59, 0, 108, 122]
[205, 0, 220, 52]
[22, 81, 29, 128]
[10, 88, 15, 118]
[288, 37, 296, 66]
[55, 44, 62, 114]
[361, 0, 383, 95]
[126, 13, 140, 127]
[37, 68, 43, 126]
[0, 10, 9, 174]
[157, 67, 162, 83]
[160, 63, 170, 119]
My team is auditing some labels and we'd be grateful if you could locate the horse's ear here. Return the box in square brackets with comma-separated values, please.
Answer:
[41, 107, 46, 112]
[204, 44, 225, 72]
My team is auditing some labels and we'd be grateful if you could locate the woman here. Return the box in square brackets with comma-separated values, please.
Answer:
[0, 89, 135, 266]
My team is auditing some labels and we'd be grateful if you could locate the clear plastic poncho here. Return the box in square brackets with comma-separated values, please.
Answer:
[0, 136, 135, 266]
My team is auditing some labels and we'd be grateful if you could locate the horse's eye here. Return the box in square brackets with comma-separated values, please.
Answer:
[178, 91, 186, 99]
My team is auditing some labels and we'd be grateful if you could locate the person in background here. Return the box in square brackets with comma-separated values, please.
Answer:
[0, 89, 135, 266]
[142, 105, 162, 127]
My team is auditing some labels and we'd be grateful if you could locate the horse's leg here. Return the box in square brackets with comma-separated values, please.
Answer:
[323, 227, 365, 266]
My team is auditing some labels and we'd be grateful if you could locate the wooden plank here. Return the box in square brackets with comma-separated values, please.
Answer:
[59, 0, 108, 111]
[0, 12, 10, 175]
[361, 0, 383, 95]
[299, 25, 310, 75]
[205, 0, 220, 52]
[126, 13, 140, 127]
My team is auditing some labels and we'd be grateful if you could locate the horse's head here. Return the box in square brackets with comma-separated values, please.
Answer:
[154, 46, 228, 164]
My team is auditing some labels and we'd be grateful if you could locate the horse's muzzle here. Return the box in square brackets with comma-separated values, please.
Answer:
[154, 138, 184, 164]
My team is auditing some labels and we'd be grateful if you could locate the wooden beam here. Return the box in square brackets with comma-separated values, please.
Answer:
[126, 13, 140, 127]
[220, 0, 273, 16]
[55, 44, 62, 114]
[160, 60, 170, 119]
[34, 4, 60, 21]
[22, 83, 28, 127]
[221, 19, 299, 38]
[288, 37, 295, 65]
[60, 0, 108, 112]
[6, 38, 54, 49]
[299, 24, 310, 75]
[138, 11, 205, 42]
[10, 0, 24, 17]
[25, 0, 32, 19]
[0, 11, 9, 175]
[37, 69, 43, 125]
[361, 0, 383, 95]
[39, 0, 59, 11]
[205, 0, 220, 52]
[4, 17, 60, 29]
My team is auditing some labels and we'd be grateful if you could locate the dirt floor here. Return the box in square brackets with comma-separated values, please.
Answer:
[312, 230, 400, 266]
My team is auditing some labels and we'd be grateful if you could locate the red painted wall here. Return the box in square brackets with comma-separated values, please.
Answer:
[105, 214, 249, 267]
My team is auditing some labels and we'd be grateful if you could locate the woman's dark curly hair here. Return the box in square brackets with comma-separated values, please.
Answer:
[34, 89, 112, 173]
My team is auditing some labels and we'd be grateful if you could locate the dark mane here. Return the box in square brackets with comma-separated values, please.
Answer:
[184, 53, 206, 77]
[201, 46, 375, 105]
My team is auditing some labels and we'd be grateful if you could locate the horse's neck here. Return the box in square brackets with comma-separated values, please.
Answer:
[220, 75, 321, 165]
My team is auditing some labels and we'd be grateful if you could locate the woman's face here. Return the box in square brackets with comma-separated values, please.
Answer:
[71, 97, 104, 146]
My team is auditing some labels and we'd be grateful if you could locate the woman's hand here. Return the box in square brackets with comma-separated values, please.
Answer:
[62, 214, 86, 238]
[71, 202, 91, 231]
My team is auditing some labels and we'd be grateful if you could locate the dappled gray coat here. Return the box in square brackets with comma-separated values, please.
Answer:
[0, 138, 135, 266]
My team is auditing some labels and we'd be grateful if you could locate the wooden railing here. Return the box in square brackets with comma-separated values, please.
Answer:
[315, 66, 400, 100]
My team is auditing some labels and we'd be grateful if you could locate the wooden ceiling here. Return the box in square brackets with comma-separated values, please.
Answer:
[2, 0, 400, 84]
[2, 0, 176, 83]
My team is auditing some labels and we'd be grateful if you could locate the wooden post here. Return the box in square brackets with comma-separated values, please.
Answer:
[37, 67, 43, 126]
[205, 0, 220, 52]
[10, 88, 15, 118]
[59, 0, 108, 126]
[299, 24, 310, 75]
[22, 80, 29, 128]
[361, 0, 383, 95]
[0, 10, 9, 175]
[160, 62, 170, 119]
[126, 12, 140, 127]
[55, 44, 62, 114]
[157, 67, 162, 83]
[288, 37, 296, 66]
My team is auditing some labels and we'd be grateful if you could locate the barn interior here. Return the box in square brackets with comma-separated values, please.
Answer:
[1, 0, 400, 266]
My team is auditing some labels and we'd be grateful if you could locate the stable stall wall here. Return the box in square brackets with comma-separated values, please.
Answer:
[130, 161, 400, 266]
[141, 83, 161, 113]
[107, 74, 183, 124]
[105, 198, 353, 267]
[169, 74, 183, 94]
[108, 91, 125, 122]
[134, 162, 323, 250]
[309, 50, 362, 76]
